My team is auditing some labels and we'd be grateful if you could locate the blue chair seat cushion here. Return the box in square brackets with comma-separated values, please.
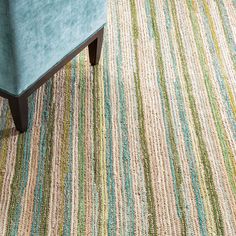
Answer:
[0, 0, 106, 95]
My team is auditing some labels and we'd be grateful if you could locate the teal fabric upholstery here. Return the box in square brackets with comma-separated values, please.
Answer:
[0, 0, 106, 96]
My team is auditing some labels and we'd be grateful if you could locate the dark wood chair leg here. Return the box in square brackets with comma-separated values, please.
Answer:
[88, 28, 104, 66]
[8, 95, 28, 133]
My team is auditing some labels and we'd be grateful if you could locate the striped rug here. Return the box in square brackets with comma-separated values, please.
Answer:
[0, 0, 236, 235]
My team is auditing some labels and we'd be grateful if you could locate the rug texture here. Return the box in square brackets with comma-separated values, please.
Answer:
[0, 0, 236, 235]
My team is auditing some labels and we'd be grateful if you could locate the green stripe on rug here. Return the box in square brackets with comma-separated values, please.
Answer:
[59, 63, 72, 235]
[130, 0, 160, 234]
[77, 54, 86, 235]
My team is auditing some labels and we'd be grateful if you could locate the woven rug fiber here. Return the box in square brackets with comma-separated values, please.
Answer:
[0, 0, 236, 235]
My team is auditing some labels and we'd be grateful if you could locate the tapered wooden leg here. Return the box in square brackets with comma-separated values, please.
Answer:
[88, 28, 104, 66]
[8, 95, 28, 133]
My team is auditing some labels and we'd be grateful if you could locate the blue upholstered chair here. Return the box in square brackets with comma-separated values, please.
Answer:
[0, 0, 106, 132]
